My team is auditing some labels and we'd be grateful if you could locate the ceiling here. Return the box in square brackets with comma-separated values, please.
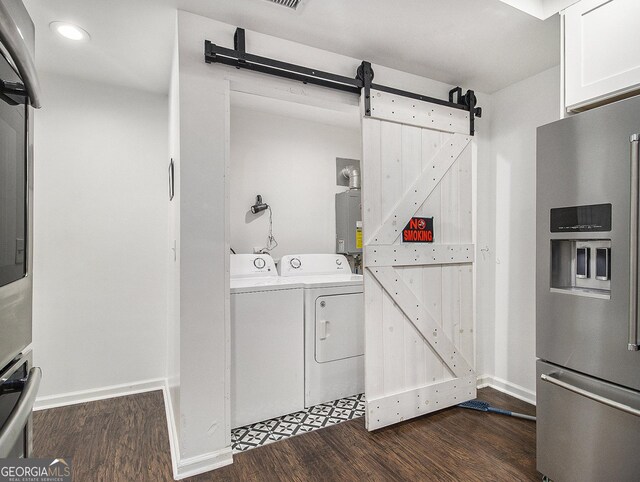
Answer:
[24, 0, 560, 96]
[498, 0, 579, 19]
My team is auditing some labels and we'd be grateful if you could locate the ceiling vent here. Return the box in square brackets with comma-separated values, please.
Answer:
[264, 0, 303, 10]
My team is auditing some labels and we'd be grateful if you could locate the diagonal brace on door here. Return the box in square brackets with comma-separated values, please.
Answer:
[368, 133, 471, 246]
[368, 266, 473, 378]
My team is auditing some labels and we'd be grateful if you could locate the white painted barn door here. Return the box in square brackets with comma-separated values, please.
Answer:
[362, 90, 476, 430]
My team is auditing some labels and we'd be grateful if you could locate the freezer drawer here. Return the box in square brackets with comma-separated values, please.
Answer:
[537, 360, 640, 482]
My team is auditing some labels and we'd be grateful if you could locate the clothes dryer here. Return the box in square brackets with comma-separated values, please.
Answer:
[279, 254, 364, 407]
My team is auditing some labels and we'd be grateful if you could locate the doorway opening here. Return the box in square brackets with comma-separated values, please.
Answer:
[228, 89, 365, 452]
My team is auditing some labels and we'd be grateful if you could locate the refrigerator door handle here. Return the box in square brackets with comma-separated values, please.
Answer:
[541, 373, 640, 417]
[629, 133, 640, 351]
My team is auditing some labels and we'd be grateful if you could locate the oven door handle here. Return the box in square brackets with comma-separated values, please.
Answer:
[0, 367, 41, 458]
[0, 2, 42, 108]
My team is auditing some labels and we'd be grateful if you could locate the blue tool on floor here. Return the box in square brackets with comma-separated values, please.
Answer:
[458, 399, 536, 421]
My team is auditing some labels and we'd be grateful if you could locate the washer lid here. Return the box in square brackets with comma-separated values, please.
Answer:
[230, 276, 304, 293]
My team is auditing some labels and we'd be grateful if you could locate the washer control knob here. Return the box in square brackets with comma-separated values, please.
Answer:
[290, 257, 301, 269]
[336, 258, 343, 266]
[254, 257, 266, 269]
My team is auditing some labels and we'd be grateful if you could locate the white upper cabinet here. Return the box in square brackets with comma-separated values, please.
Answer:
[564, 0, 640, 112]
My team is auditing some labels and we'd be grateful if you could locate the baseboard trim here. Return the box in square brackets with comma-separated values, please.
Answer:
[174, 448, 233, 480]
[161, 380, 181, 479]
[34, 378, 166, 411]
[161, 381, 233, 480]
[476, 374, 536, 405]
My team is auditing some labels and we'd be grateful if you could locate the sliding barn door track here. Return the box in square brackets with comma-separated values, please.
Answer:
[204, 28, 482, 135]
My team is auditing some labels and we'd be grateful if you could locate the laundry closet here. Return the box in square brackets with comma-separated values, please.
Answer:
[169, 13, 478, 473]
[228, 89, 366, 448]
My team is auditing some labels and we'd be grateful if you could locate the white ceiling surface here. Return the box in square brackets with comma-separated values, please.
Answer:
[24, 0, 559, 96]
[498, 0, 579, 19]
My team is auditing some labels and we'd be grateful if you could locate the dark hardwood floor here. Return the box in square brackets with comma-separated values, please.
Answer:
[33, 388, 538, 481]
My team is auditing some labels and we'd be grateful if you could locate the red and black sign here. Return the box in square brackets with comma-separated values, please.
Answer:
[402, 217, 434, 243]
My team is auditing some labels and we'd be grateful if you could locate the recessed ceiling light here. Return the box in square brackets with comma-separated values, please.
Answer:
[49, 22, 90, 42]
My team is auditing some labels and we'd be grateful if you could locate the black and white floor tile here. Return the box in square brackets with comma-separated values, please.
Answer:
[231, 394, 365, 453]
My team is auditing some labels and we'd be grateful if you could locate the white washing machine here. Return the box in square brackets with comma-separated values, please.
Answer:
[279, 254, 364, 407]
[230, 254, 304, 428]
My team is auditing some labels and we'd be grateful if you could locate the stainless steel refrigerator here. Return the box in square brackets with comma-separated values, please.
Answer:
[537, 95, 640, 481]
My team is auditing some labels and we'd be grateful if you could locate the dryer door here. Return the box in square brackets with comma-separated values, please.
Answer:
[315, 293, 364, 362]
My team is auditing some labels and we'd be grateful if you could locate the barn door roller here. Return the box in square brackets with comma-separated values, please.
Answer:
[204, 28, 482, 135]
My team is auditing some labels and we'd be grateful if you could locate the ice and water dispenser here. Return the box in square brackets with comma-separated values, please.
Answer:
[549, 204, 612, 298]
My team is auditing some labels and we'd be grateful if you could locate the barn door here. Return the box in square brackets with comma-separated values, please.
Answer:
[362, 89, 476, 430]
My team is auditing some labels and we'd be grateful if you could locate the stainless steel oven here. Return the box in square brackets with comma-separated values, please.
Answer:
[0, 351, 40, 458]
[0, 0, 41, 460]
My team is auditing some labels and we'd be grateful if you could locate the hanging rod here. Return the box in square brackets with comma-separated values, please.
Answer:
[204, 28, 482, 135]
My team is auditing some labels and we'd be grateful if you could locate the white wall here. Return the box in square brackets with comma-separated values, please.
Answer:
[172, 12, 233, 477]
[32, 72, 169, 405]
[474, 95, 496, 382]
[489, 65, 561, 400]
[167, 27, 181, 449]
[230, 105, 360, 258]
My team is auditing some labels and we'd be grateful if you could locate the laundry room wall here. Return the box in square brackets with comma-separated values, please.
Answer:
[488, 65, 561, 402]
[32, 72, 169, 407]
[229, 105, 360, 259]
[166, 31, 181, 450]
[474, 94, 496, 389]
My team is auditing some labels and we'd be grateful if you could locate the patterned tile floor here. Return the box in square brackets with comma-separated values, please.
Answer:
[231, 394, 365, 452]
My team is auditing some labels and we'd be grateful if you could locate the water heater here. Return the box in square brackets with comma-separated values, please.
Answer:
[335, 190, 361, 255]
